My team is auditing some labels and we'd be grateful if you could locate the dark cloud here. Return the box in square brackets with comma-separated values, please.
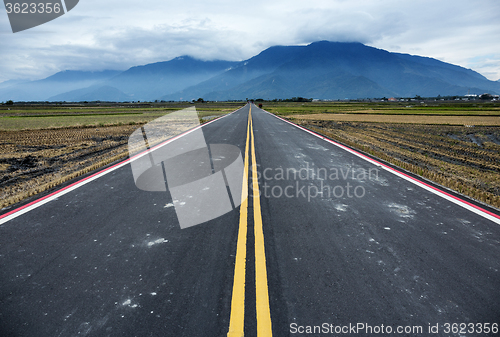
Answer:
[1, 0, 499, 82]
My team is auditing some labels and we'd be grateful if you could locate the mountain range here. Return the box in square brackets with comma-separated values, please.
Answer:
[2, 41, 499, 102]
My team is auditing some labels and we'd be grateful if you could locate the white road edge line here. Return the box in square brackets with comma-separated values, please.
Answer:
[0, 108, 242, 226]
[262, 109, 500, 225]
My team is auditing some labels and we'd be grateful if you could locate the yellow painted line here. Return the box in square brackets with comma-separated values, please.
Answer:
[227, 106, 251, 337]
[250, 109, 273, 336]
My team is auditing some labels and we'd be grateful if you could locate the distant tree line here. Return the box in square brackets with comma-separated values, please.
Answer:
[248, 97, 313, 102]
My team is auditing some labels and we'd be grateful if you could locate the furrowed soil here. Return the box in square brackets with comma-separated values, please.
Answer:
[0, 125, 140, 209]
[291, 113, 500, 125]
[293, 119, 500, 209]
[2, 101, 499, 212]
[0, 102, 246, 211]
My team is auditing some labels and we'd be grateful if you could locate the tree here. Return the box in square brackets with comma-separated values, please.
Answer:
[6, 100, 14, 105]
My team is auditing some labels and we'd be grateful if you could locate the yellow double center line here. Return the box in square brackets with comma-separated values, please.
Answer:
[228, 106, 273, 337]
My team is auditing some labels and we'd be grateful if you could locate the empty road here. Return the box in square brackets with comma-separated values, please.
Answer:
[1, 103, 499, 336]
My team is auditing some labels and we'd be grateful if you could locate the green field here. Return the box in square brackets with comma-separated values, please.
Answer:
[0, 102, 245, 130]
[262, 101, 500, 116]
[2, 100, 499, 130]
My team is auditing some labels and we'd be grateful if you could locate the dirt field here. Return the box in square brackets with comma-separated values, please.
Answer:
[0, 102, 243, 130]
[290, 113, 500, 125]
[0, 125, 139, 209]
[2, 101, 499, 211]
[294, 119, 500, 208]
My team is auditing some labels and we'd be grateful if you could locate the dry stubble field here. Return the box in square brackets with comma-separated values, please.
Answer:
[289, 117, 500, 208]
[0, 102, 241, 210]
[1, 101, 500, 211]
[0, 125, 137, 208]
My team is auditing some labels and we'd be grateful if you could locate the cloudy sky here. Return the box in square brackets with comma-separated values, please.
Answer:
[1, 0, 499, 83]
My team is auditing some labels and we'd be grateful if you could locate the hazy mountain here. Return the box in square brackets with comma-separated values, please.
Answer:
[105, 56, 239, 101]
[49, 85, 131, 102]
[0, 79, 29, 89]
[165, 41, 500, 100]
[163, 46, 305, 101]
[44, 70, 121, 82]
[3, 42, 500, 102]
[0, 57, 237, 102]
[0, 70, 122, 101]
[205, 70, 396, 101]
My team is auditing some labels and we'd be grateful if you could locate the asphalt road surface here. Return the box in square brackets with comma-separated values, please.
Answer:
[1, 103, 499, 336]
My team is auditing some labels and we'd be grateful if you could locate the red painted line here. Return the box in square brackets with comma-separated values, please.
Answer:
[0, 110, 237, 222]
[0, 158, 131, 221]
[267, 111, 500, 221]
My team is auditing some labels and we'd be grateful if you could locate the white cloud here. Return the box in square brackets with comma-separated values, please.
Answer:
[1, 0, 499, 83]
